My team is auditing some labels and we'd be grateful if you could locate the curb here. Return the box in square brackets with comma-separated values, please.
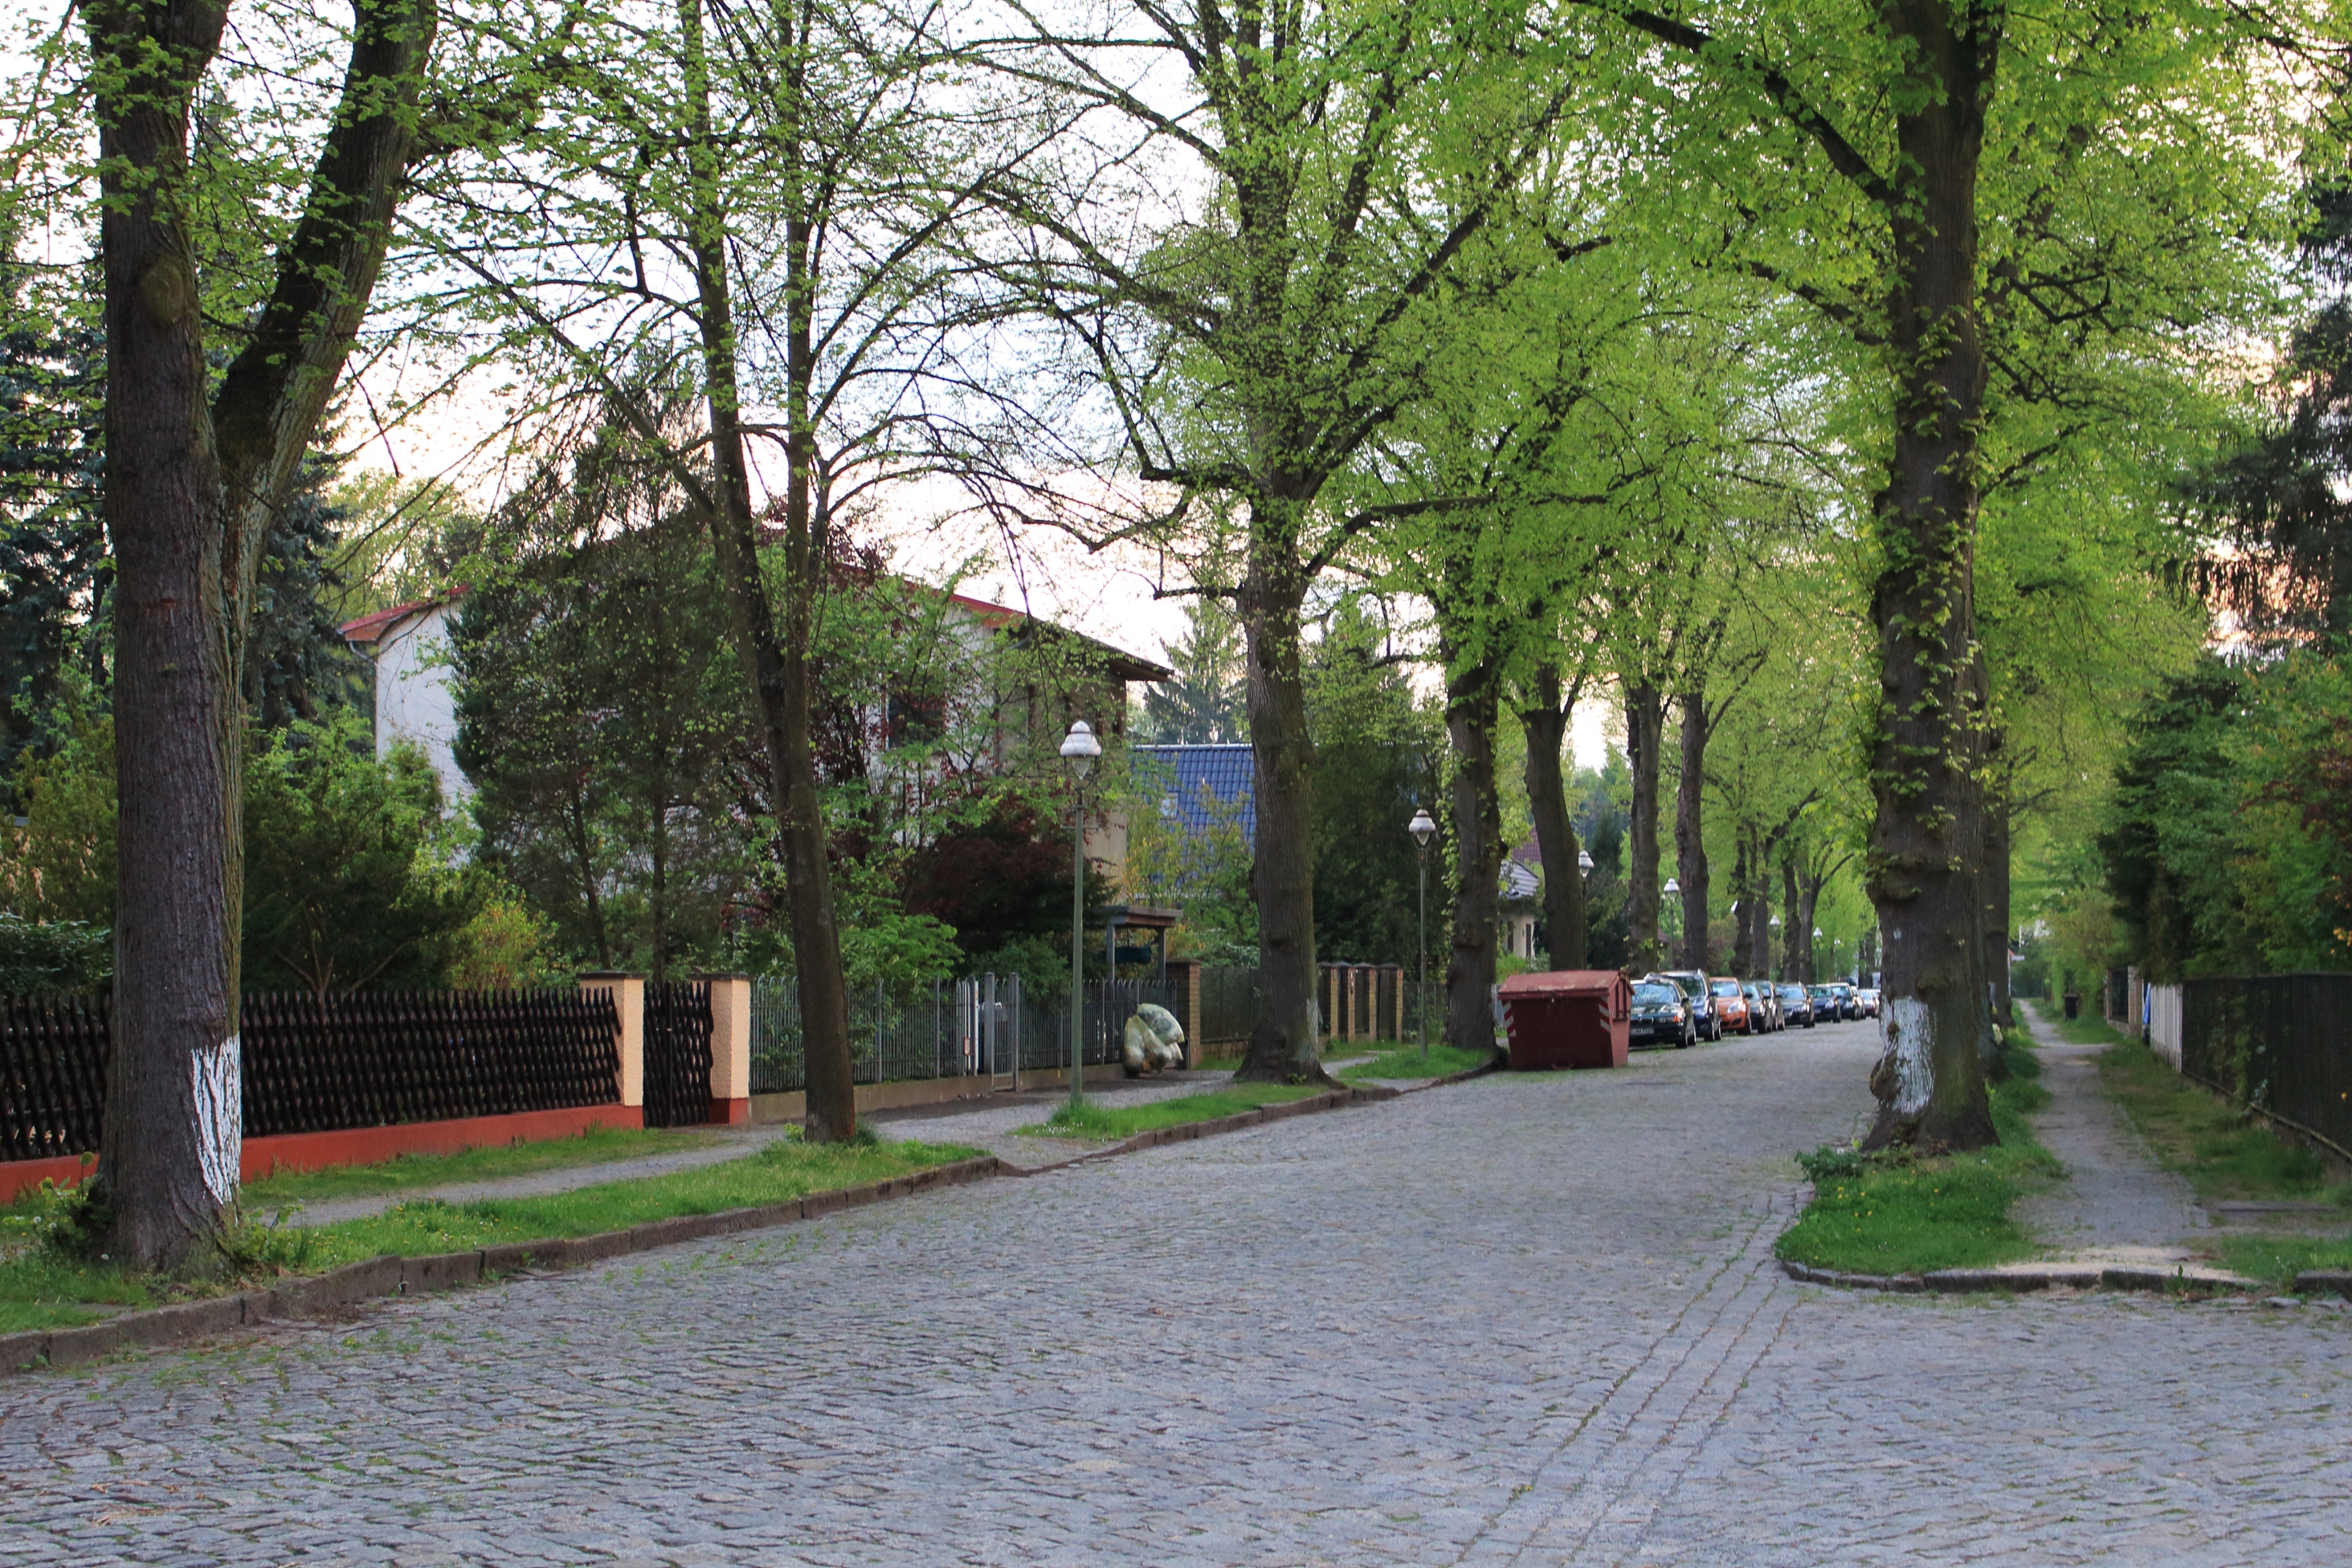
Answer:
[1018, 1083, 1407, 1174]
[0, 1154, 1009, 1379]
[0, 1071, 1441, 1378]
[1778, 1258, 2265, 1296]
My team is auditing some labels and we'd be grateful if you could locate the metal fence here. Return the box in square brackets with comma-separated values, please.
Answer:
[748, 973, 1190, 1092]
[2180, 973, 2352, 1160]
[747, 975, 1022, 1094]
[1019, 977, 1189, 1072]
[2, 988, 625, 1161]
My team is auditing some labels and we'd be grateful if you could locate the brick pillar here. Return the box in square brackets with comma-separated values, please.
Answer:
[578, 973, 645, 1116]
[1168, 959, 1201, 1068]
[1323, 965, 1338, 1042]
[697, 973, 753, 1124]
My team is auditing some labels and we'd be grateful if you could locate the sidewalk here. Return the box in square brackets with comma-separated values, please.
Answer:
[2012, 1006, 2216, 1271]
[284, 1067, 1272, 1223]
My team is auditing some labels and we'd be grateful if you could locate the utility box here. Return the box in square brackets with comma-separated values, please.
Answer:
[1499, 971, 1631, 1071]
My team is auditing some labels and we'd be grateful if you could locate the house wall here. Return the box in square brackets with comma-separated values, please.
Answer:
[374, 604, 467, 801]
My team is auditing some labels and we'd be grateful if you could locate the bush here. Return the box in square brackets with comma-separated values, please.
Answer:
[0, 912, 109, 994]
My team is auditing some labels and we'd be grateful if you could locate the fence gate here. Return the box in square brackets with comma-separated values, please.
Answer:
[958, 974, 1018, 1090]
[643, 981, 715, 1128]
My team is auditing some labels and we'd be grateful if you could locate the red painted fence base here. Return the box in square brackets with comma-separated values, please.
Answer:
[0, 1102, 644, 1205]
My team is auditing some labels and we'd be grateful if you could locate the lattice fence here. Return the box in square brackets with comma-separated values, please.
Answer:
[641, 981, 715, 1129]
[242, 989, 622, 1137]
[2, 989, 626, 1160]
[0, 995, 109, 1162]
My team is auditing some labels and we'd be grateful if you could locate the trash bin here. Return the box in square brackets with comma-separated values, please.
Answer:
[2062, 991, 2080, 1020]
[1499, 971, 1631, 1071]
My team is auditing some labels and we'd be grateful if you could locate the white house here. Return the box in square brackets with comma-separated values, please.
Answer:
[339, 592, 468, 802]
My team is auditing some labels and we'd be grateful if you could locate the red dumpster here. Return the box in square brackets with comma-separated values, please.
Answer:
[1499, 971, 1631, 1070]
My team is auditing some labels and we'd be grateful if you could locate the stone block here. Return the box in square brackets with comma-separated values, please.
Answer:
[0, 1330, 51, 1373]
[2295, 1269, 2352, 1298]
[115, 1296, 244, 1347]
[479, 1239, 570, 1276]
[402, 1250, 484, 1295]
[278, 1254, 404, 1316]
[43, 1321, 126, 1367]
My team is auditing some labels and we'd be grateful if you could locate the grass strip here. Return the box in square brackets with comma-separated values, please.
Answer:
[1, 1137, 980, 1334]
[1334, 1043, 1495, 1083]
[1775, 1036, 2061, 1276]
[2047, 1000, 2352, 1288]
[1020, 1083, 1322, 1141]
[2076, 1004, 2349, 1206]
[242, 1124, 715, 1206]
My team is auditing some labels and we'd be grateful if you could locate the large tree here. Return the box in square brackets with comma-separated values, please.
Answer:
[74, 0, 438, 1266]
[969, 0, 1600, 1081]
[1575, 0, 2297, 1147]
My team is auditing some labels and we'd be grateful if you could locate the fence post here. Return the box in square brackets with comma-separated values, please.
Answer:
[1167, 958, 1201, 1068]
[695, 973, 752, 1125]
[577, 973, 645, 1118]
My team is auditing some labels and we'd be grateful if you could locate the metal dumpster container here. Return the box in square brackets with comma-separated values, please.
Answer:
[1499, 971, 1630, 1071]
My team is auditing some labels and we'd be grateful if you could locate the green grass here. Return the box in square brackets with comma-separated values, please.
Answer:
[1334, 1042, 1495, 1083]
[2080, 1009, 2346, 1206]
[2210, 1232, 2352, 1290]
[0, 1138, 981, 1334]
[1775, 1041, 2063, 1276]
[1020, 1083, 1323, 1141]
[241, 1124, 715, 1207]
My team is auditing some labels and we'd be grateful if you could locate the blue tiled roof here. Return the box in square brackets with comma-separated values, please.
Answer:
[1131, 745, 1256, 846]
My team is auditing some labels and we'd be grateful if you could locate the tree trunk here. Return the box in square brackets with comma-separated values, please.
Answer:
[1520, 666, 1586, 969]
[679, 0, 857, 1138]
[89, 0, 237, 1271]
[1445, 664, 1503, 1055]
[1780, 857, 1802, 979]
[1674, 687, 1711, 973]
[1748, 838, 1772, 979]
[1728, 836, 1753, 978]
[1862, 0, 1999, 1152]
[1798, 869, 1824, 983]
[88, 0, 434, 1269]
[1237, 511, 1325, 1082]
[1985, 785, 2012, 1030]
[1624, 681, 1665, 972]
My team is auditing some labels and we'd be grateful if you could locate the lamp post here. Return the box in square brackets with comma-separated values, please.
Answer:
[1664, 876, 1681, 954]
[1061, 719, 1101, 1110]
[1409, 808, 1437, 1064]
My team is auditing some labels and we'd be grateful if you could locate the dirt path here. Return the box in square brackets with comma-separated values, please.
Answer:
[2014, 1006, 2211, 1266]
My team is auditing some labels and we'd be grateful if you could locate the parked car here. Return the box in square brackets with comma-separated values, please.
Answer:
[1829, 982, 1857, 1020]
[1776, 982, 1815, 1027]
[1655, 970, 1721, 1040]
[1855, 987, 1881, 1018]
[1629, 979, 1697, 1050]
[1808, 983, 1842, 1021]
[1743, 981, 1781, 1033]
[1708, 977, 1753, 1035]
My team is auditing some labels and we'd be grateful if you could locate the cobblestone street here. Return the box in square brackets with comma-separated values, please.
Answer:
[4, 1023, 2349, 1566]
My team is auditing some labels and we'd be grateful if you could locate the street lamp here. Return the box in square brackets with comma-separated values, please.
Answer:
[1409, 808, 1437, 1064]
[1663, 877, 1682, 952]
[1060, 719, 1101, 1110]
[1578, 849, 1594, 875]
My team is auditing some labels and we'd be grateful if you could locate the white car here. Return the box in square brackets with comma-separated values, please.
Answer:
[1855, 987, 1881, 1019]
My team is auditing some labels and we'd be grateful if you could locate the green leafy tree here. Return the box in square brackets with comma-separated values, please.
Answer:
[241, 714, 483, 997]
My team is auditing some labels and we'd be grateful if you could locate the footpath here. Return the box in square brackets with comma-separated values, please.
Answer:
[285, 1058, 1425, 1223]
[2011, 1005, 2216, 1271]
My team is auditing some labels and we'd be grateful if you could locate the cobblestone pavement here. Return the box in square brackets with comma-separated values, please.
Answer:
[7, 1020, 2351, 1566]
